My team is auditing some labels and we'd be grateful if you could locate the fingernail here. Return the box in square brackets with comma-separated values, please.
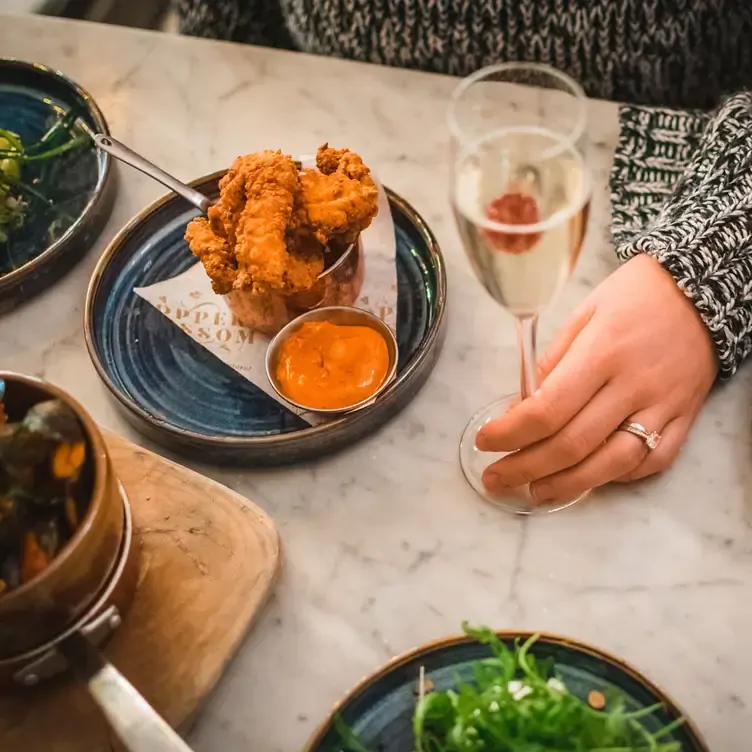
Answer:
[475, 431, 490, 451]
[530, 485, 551, 504]
[482, 471, 506, 493]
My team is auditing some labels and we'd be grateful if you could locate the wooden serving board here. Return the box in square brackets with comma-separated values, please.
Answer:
[0, 432, 281, 751]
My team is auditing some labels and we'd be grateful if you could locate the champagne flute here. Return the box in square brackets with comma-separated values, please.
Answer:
[448, 63, 591, 515]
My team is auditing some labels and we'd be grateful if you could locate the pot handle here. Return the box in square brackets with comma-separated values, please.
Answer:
[59, 631, 195, 752]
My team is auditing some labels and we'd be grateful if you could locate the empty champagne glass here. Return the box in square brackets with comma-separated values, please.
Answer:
[448, 63, 591, 515]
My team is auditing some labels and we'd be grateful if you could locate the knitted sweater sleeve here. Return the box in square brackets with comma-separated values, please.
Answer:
[611, 93, 752, 379]
[176, 0, 293, 49]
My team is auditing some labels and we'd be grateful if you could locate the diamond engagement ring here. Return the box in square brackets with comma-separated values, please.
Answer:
[618, 421, 662, 451]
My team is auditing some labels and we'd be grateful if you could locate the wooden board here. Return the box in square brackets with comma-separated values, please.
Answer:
[0, 432, 281, 751]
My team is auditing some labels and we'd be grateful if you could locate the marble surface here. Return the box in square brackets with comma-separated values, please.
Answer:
[2, 14, 751, 752]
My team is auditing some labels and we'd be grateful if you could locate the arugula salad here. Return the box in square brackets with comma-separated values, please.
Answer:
[336, 624, 685, 752]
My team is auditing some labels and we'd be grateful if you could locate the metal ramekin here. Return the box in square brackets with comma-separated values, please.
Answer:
[265, 306, 398, 416]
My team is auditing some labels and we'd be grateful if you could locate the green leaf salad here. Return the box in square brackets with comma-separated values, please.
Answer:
[336, 624, 684, 752]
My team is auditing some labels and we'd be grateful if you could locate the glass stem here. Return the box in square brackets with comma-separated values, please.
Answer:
[516, 315, 538, 400]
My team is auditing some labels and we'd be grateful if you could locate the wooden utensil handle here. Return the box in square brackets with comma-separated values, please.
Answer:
[59, 632, 195, 752]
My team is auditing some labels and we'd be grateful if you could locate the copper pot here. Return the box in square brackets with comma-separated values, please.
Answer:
[0, 374, 194, 751]
[0, 482, 138, 689]
[224, 236, 365, 335]
[0, 373, 124, 659]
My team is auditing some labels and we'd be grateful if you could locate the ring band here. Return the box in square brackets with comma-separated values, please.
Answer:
[618, 421, 661, 451]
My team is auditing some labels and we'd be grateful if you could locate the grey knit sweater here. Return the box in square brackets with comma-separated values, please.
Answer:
[178, 0, 752, 108]
[179, 0, 752, 377]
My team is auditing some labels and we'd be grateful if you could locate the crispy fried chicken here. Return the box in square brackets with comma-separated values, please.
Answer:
[299, 144, 379, 247]
[185, 144, 378, 296]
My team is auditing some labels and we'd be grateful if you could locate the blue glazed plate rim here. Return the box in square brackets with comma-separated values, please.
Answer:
[303, 630, 710, 752]
[0, 58, 112, 294]
[84, 171, 447, 450]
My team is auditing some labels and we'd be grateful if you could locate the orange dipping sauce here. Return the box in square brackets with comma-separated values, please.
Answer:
[276, 321, 390, 410]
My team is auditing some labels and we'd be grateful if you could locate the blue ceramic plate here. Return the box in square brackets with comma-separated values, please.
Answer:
[305, 631, 709, 752]
[0, 59, 115, 314]
[85, 172, 446, 465]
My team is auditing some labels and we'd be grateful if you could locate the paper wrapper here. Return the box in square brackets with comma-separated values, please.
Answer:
[134, 166, 397, 426]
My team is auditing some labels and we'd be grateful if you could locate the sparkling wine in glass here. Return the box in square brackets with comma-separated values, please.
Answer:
[448, 64, 591, 515]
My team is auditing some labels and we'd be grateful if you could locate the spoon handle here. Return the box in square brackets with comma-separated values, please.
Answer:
[94, 134, 213, 215]
[59, 631, 196, 752]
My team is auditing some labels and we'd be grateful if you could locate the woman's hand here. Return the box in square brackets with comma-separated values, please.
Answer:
[476, 254, 718, 504]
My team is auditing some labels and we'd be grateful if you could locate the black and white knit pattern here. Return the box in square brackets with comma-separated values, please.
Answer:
[611, 94, 752, 378]
[177, 0, 752, 108]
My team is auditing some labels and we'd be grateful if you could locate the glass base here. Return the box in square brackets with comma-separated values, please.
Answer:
[459, 395, 588, 515]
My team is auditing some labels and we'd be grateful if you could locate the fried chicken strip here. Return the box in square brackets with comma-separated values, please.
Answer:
[185, 144, 376, 297]
[232, 151, 299, 291]
[184, 216, 235, 294]
[299, 143, 379, 247]
[185, 150, 323, 294]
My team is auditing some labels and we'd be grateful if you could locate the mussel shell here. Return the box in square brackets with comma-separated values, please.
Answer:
[32, 517, 62, 560]
[22, 400, 84, 444]
[0, 427, 50, 480]
[0, 399, 86, 597]
[0, 552, 20, 591]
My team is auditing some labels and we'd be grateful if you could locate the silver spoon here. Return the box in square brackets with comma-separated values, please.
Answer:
[94, 134, 212, 214]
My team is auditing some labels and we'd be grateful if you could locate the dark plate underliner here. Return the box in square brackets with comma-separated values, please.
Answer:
[85, 174, 446, 465]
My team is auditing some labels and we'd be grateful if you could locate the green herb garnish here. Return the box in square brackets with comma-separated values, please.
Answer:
[337, 624, 684, 752]
[0, 113, 92, 249]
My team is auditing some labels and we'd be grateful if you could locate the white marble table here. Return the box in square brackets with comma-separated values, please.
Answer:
[2, 13, 751, 752]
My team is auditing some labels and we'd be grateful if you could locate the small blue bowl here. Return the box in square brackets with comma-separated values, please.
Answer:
[305, 631, 709, 752]
[0, 59, 115, 313]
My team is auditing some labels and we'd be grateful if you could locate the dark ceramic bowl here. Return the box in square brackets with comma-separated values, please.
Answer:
[0, 373, 123, 659]
[0, 59, 115, 314]
[305, 631, 709, 752]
